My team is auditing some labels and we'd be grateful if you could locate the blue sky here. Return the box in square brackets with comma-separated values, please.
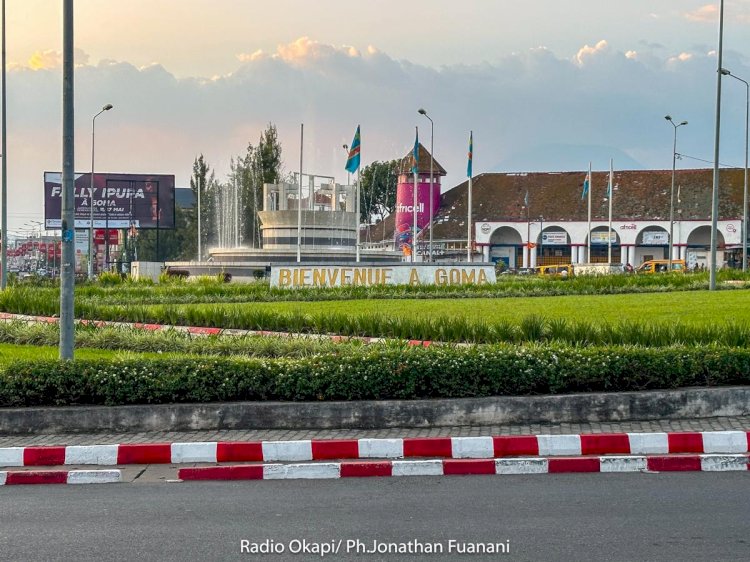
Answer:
[4, 1, 750, 230]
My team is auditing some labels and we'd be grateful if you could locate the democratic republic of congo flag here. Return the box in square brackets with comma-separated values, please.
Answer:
[344, 126, 361, 173]
[467, 131, 474, 178]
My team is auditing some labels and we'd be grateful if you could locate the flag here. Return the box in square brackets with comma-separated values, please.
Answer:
[467, 131, 473, 178]
[606, 167, 613, 197]
[344, 126, 361, 173]
[411, 128, 419, 174]
[524, 190, 529, 207]
[581, 171, 590, 200]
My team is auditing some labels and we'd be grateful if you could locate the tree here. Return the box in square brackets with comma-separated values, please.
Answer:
[233, 123, 284, 247]
[134, 205, 191, 262]
[359, 159, 399, 224]
[184, 155, 218, 260]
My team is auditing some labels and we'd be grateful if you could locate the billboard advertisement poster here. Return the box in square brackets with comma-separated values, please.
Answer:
[44, 172, 175, 230]
[394, 180, 440, 254]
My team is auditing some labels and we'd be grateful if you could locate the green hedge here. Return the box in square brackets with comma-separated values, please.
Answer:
[2, 345, 748, 407]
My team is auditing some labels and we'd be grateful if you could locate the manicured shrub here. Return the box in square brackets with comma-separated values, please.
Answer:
[1, 344, 748, 407]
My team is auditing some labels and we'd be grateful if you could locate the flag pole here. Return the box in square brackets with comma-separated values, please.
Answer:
[297, 123, 303, 263]
[587, 161, 592, 263]
[412, 126, 418, 263]
[608, 158, 613, 265]
[356, 164, 361, 263]
[467, 131, 473, 263]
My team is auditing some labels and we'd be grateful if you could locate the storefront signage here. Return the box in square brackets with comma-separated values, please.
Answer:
[642, 231, 669, 245]
[590, 231, 617, 244]
[270, 264, 497, 288]
[540, 232, 568, 245]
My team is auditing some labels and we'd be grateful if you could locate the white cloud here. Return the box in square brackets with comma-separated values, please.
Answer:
[685, 4, 718, 22]
[5, 36, 749, 231]
[574, 40, 609, 66]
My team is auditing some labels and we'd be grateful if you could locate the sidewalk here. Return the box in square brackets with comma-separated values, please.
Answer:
[2, 416, 748, 447]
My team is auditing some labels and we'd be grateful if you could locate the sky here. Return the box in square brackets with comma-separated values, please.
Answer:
[3, 0, 750, 232]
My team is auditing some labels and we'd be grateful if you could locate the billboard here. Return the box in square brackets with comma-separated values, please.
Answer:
[394, 180, 441, 255]
[44, 172, 175, 230]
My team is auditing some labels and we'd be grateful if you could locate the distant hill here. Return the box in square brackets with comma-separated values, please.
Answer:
[495, 143, 645, 173]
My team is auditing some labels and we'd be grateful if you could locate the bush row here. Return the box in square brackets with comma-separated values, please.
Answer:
[1, 345, 749, 407]
[62, 304, 750, 346]
[2, 272, 748, 309]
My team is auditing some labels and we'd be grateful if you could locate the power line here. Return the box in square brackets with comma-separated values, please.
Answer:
[675, 152, 743, 169]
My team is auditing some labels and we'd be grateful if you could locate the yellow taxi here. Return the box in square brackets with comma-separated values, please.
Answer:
[636, 259, 686, 274]
[535, 264, 573, 277]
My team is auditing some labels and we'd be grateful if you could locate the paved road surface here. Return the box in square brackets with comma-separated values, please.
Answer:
[1, 473, 748, 561]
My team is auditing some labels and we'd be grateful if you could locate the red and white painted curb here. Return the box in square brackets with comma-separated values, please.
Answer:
[0, 469, 122, 486]
[2, 431, 748, 467]
[0, 312, 435, 347]
[178, 454, 750, 481]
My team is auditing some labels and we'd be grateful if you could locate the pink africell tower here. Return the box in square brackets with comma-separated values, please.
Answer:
[394, 143, 447, 258]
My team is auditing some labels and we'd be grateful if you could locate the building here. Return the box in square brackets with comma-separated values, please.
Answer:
[367, 161, 748, 270]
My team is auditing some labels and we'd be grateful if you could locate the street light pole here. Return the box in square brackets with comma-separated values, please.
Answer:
[709, 0, 725, 291]
[721, 69, 749, 272]
[418, 109, 434, 262]
[59, 0, 74, 359]
[89, 104, 113, 280]
[1, 0, 7, 290]
[665, 115, 687, 271]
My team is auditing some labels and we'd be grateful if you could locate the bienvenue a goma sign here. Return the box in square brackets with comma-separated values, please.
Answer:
[270, 264, 497, 288]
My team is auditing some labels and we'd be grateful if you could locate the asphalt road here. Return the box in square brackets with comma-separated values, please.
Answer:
[1, 473, 748, 562]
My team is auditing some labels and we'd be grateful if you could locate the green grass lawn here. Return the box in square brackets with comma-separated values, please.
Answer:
[189, 289, 750, 325]
[0, 343, 197, 367]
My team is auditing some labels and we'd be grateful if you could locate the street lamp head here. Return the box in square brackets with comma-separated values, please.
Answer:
[720, 68, 731, 76]
[103, 104, 113, 111]
[664, 115, 673, 122]
[418, 108, 427, 116]
[680, 121, 688, 126]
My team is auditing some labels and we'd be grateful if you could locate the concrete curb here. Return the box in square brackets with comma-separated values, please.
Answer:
[2, 431, 748, 466]
[2, 386, 749, 434]
[0, 469, 122, 486]
[177, 454, 750, 481]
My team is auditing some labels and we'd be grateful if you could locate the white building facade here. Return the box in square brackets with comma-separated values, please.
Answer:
[476, 219, 741, 269]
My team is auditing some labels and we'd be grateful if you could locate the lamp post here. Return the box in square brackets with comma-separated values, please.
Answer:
[721, 68, 749, 272]
[1, 0, 7, 289]
[709, 0, 725, 290]
[418, 109, 434, 262]
[89, 104, 113, 280]
[665, 115, 688, 271]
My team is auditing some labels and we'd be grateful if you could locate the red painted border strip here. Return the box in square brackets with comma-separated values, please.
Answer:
[668, 433, 704, 454]
[580, 433, 631, 456]
[311, 440, 359, 460]
[179, 465, 264, 481]
[116, 443, 172, 465]
[340, 461, 392, 478]
[23, 446, 66, 467]
[647, 456, 702, 472]
[548, 458, 600, 473]
[493, 436, 539, 457]
[443, 459, 495, 475]
[216, 442, 264, 463]
[404, 438, 452, 458]
[6, 471, 68, 485]
[186, 327, 222, 336]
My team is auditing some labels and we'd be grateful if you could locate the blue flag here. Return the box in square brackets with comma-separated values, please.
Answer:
[581, 172, 590, 200]
[411, 128, 419, 174]
[344, 126, 361, 174]
[467, 131, 473, 178]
